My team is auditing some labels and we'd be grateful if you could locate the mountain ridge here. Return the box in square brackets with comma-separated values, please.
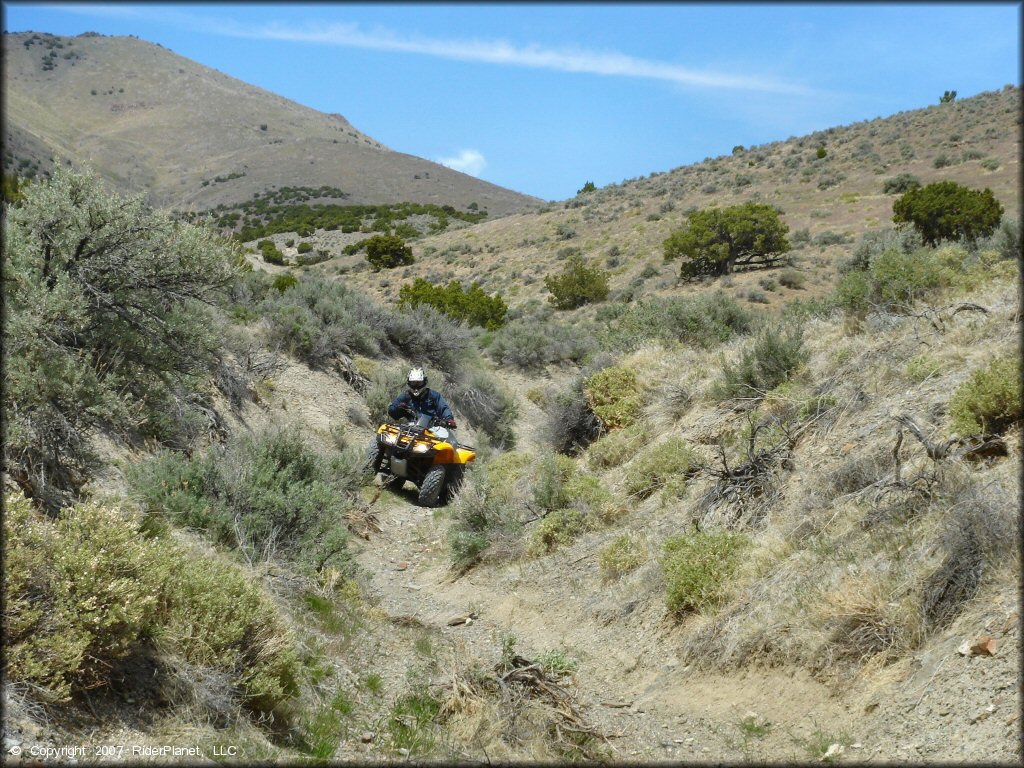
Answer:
[2, 30, 543, 216]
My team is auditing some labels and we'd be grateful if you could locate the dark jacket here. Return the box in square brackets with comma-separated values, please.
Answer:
[388, 388, 454, 425]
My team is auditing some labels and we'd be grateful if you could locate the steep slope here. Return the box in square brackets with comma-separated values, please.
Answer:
[2, 31, 542, 215]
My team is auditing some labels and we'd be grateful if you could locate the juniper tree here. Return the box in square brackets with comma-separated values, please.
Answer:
[663, 202, 791, 279]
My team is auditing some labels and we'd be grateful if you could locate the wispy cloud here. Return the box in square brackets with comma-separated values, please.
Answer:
[240, 22, 811, 95]
[53, 6, 812, 95]
[436, 149, 487, 177]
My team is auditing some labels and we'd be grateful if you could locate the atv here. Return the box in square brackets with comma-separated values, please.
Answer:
[367, 412, 475, 507]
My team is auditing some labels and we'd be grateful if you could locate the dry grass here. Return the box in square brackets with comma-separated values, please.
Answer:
[625, 261, 1021, 682]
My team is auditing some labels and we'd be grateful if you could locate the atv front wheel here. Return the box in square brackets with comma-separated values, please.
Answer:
[418, 465, 446, 507]
[366, 441, 384, 474]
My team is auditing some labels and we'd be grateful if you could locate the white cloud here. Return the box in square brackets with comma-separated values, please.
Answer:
[55, 6, 812, 95]
[435, 149, 487, 177]
[243, 22, 811, 95]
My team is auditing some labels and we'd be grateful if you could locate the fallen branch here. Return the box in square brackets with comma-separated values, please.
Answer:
[344, 488, 382, 539]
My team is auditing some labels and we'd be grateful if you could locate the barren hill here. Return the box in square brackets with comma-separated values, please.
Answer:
[2, 31, 542, 216]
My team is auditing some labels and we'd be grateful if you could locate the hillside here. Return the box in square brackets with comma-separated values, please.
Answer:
[2, 31, 542, 216]
[288, 85, 1020, 312]
[2, 71, 1020, 765]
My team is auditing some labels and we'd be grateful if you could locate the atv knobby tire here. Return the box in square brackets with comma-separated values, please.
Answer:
[418, 465, 446, 507]
[366, 441, 383, 473]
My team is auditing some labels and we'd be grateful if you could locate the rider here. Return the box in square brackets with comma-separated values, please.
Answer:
[388, 367, 458, 440]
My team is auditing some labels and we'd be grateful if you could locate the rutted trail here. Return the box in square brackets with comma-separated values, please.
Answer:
[350, 479, 856, 761]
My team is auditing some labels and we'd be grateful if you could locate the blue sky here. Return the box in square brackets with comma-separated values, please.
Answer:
[4, 3, 1020, 201]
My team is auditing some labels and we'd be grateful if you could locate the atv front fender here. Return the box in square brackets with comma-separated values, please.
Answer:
[431, 443, 476, 465]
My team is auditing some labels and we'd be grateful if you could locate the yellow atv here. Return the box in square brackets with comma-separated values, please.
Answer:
[367, 413, 475, 506]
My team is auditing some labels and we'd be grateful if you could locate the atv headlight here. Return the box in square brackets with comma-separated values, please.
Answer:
[412, 442, 430, 453]
[382, 432, 398, 445]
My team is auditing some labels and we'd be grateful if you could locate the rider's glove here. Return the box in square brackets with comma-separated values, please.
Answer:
[444, 418, 457, 429]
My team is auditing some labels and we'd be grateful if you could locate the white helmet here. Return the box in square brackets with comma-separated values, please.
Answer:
[407, 367, 427, 396]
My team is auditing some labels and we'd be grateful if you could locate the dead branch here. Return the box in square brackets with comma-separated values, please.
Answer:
[894, 415, 960, 461]
[332, 353, 369, 394]
[344, 488, 382, 539]
[891, 414, 1007, 465]
[892, 427, 904, 483]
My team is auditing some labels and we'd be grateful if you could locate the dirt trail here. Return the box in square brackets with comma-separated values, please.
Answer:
[351, 478, 859, 762]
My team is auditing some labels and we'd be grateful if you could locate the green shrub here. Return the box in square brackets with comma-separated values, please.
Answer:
[3, 166, 238, 511]
[949, 356, 1022, 435]
[883, 173, 921, 194]
[990, 218, 1020, 262]
[128, 426, 361, 574]
[545, 254, 610, 309]
[905, 354, 943, 383]
[711, 326, 808, 401]
[488, 317, 599, 371]
[782, 296, 835, 322]
[150, 542, 302, 715]
[364, 366, 408, 424]
[3, 494, 301, 714]
[584, 365, 643, 429]
[398, 277, 507, 330]
[363, 234, 414, 270]
[661, 531, 750, 615]
[297, 241, 313, 253]
[530, 508, 590, 555]
[842, 227, 921, 274]
[893, 181, 1004, 245]
[537, 648, 579, 676]
[624, 438, 696, 500]
[3, 494, 158, 701]
[599, 534, 646, 581]
[258, 239, 286, 265]
[833, 269, 872, 315]
[866, 247, 956, 311]
[587, 422, 651, 470]
[272, 273, 299, 292]
[814, 230, 852, 247]
[778, 268, 807, 289]
[528, 453, 616, 555]
[790, 228, 811, 247]
[447, 462, 525, 572]
[258, 273, 471, 374]
[296, 248, 330, 266]
[603, 291, 755, 351]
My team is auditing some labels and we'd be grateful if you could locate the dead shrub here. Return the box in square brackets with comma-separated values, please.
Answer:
[921, 479, 1018, 631]
[820, 574, 921, 664]
[543, 378, 604, 455]
[439, 641, 610, 761]
[825, 452, 886, 499]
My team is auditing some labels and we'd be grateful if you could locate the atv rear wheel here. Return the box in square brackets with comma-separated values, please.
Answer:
[418, 465, 446, 507]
